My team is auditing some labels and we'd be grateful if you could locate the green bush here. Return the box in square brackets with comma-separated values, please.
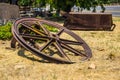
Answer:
[0, 22, 12, 40]
[43, 24, 58, 32]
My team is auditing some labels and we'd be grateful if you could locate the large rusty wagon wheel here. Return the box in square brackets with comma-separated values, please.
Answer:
[11, 18, 92, 64]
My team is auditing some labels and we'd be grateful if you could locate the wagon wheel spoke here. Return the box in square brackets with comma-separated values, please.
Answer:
[19, 34, 51, 40]
[60, 41, 87, 57]
[57, 29, 64, 36]
[54, 40, 71, 61]
[60, 38, 83, 45]
[39, 39, 53, 51]
[20, 22, 46, 36]
[38, 22, 50, 35]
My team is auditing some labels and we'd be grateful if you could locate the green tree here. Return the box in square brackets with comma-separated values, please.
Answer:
[17, 0, 110, 13]
[91, 0, 110, 12]
[18, 0, 31, 6]
[45, 0, 110, 13]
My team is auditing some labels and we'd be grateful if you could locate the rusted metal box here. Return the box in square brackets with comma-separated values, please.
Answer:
[64, 12, 115, 31]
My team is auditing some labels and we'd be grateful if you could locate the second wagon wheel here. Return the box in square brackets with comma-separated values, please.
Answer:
[12, 18, 92, 64]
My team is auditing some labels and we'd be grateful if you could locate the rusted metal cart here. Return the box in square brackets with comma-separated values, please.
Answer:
[63, 12, 115, 31]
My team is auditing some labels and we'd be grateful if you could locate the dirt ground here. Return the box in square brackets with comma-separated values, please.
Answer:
[0, 17, 120, 80]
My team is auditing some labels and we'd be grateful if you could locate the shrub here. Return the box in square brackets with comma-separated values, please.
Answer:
[43, 24, 58, 32]
[0, 22, 12, 40]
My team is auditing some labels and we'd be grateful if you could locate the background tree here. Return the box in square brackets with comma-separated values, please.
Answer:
[47, 0, 110, 14]
[45, 0, 110, 13]
[16, 0, 110, 12]
[18, 0, 31, 6]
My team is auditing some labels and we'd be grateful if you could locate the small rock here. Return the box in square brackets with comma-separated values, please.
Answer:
[14, 64, 26, 70]
[88, 63, 96, 69]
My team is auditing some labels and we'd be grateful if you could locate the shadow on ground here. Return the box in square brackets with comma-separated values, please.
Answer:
[17, 49, 50, 63]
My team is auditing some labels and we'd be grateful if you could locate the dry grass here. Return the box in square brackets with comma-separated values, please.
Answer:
[0, 17, 120, 80]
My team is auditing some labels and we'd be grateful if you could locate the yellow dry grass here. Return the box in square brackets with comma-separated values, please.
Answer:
[0, 17, 120, 80]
